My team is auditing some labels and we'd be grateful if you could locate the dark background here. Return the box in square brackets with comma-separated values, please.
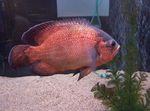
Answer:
[0, 0, 57, 76]
[1, 0, 150, 76]
[0, 0, 111, 76]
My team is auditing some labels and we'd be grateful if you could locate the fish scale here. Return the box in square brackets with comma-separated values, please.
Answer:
[39, 39, 96, 68]
[8, 19, 120, 80]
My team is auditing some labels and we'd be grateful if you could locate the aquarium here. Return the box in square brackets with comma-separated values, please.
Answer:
[0, 0, 150, 111]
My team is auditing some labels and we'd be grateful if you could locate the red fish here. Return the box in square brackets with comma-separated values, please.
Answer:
[8, 19, 120, 80]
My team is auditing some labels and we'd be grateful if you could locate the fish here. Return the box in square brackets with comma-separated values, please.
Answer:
[8, 19, 120, 80]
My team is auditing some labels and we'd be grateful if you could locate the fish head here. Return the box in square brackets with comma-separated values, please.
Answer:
[96, 29, 120, 62]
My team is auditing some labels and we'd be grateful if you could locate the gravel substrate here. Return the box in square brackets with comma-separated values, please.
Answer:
[0, 70, 109, 111]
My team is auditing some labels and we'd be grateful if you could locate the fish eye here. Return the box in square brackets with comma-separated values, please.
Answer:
[111, 41, 116, 47]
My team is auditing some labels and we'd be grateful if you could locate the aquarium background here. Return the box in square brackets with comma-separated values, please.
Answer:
[0, 0, 150, 76]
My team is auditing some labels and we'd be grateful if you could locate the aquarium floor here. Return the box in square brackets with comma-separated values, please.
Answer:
[0, 70, 109, 111]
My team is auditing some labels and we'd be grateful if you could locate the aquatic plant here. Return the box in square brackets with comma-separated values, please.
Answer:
[91, 0, 150, 110]
[91, 70, 150, 111]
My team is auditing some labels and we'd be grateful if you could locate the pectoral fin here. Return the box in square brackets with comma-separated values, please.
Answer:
[78, 67, 92, 81]
[91, 48, 98, 71]
[77, 48, 98, 80]
[72, 70, 80, 77]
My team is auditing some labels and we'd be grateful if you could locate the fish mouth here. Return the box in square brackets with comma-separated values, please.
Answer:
[113, 45, 120, 56]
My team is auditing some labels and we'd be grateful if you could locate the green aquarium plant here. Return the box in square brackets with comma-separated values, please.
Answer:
[91, 1, 150, 110]
[91, 15, 150, 111]
[91, 70, 150, 111]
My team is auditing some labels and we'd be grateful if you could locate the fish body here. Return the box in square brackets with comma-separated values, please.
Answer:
[8, 19, 120, 80]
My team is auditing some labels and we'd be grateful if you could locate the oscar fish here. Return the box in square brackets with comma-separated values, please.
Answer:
[8, 19, 120, 80]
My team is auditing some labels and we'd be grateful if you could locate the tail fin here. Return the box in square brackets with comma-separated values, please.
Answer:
[8, 45, 30, 69]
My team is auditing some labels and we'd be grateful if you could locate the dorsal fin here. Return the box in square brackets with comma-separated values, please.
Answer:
[21, 21, 54, 45]
[21, 18, 91, 46]
[54, 18, 90, 26]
